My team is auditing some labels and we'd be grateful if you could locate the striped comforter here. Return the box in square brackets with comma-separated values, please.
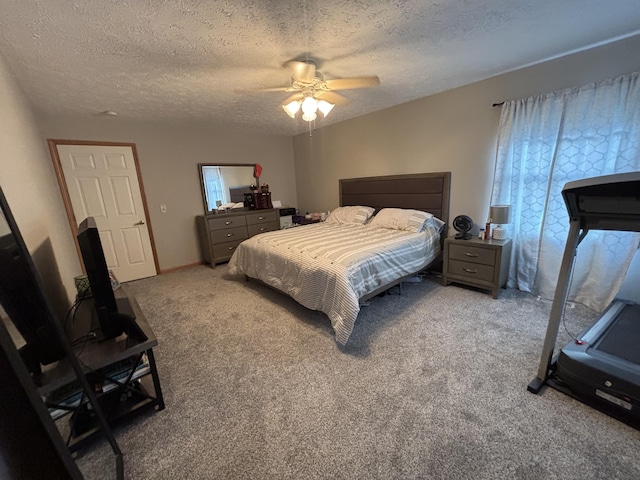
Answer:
[227, 221, 441, 345]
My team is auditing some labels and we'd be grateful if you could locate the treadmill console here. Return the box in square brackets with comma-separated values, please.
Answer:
[562, 171, 640, 231]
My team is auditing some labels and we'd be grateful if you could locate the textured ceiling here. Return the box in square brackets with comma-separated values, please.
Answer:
[1, 1, 639, 136]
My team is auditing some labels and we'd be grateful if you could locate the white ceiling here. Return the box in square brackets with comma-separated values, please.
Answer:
[1, 1, 639, 136]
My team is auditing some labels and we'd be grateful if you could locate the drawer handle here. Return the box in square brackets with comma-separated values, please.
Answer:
[228, 246, 235, 251]
[463, 268, 478, 274]
[258, 216, 265, 220]
[225, 221, 231, 225]
[464, 252, 479, 257]
[227, 233, 234, 237]
[260, 227, 266, 231]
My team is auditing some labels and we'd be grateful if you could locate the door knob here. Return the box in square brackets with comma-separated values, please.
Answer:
[135, 220, 146, 226]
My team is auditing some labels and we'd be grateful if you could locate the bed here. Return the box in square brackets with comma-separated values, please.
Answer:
[227, 172, 451, 345]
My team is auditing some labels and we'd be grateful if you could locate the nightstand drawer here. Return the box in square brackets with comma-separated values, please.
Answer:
[208, 216, 247, 231]
[210, 226, 248, 244]
[447, 259, 495, 283]
[448, 244, 496, 266]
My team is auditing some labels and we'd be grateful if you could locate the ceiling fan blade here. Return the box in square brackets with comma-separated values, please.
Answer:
[234, 86, 290, 95]
[315, 91, 350, 106]
[287, 60, 316, 83]
[324, 76, 380, 90]
[282, 93, 304, 105]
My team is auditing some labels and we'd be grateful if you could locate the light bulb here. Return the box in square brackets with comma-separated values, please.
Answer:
[301, 96, 318, 115]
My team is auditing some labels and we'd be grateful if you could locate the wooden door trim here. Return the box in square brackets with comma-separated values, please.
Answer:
[47, 139, 160, 276]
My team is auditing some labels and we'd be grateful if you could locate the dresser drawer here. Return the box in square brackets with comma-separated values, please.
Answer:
[448, 244, 496, 266]
[248, 222, 279, 237]
[197, 209, 279, 268]
[212, 239, 244, 261]
[246, 211, 278, 225]
[447, 259, 495, 283]
[208, 215, 247, 231]
[210, 226, 248, 244]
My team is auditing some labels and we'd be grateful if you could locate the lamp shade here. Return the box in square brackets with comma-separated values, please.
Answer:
[282, 100, 301, 118]
[490, 205, 511, 224]
[317, 100, 334, 117]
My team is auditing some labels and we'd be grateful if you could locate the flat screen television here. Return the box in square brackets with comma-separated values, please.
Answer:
[0, 187, 66, 376]
[76, 217, 146, 342]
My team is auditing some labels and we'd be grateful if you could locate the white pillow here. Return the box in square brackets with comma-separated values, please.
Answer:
[325, 206, 375, 225]
[368, 208, 435, 233]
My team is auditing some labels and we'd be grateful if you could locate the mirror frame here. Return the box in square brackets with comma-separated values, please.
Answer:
[198, 163, 259, 214]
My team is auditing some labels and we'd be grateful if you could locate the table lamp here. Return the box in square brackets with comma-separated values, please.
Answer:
[490, 205, 511, 240]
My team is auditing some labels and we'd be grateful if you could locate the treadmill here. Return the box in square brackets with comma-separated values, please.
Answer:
[528, 171, 640, 429]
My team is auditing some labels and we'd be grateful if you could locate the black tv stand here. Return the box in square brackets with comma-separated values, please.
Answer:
[39, 287, 164, 453]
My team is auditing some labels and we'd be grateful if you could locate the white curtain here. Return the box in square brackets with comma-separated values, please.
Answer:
[492, 71, 640, 312]
[202, 166, 228, 210]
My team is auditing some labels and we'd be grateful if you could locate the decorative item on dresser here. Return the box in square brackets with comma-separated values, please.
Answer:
[442, 236, 512, 299]
[196, 208, 279, 267]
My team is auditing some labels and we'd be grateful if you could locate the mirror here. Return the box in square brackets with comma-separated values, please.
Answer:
[198, 163, 258, 213]
[0, 186, 68, 375]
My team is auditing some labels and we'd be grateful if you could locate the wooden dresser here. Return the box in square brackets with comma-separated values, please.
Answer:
[196, 208, 279, 267]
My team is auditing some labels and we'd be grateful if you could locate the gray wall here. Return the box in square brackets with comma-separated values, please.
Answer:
[37, 117, 297, 272]
[0, 53, 79, 306]
[292, 34, 640, 231]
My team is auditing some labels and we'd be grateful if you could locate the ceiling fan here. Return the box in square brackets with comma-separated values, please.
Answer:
[235, 60, 380, 122]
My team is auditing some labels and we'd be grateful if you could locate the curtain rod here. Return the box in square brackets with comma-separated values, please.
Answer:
[492, 102, 504, 107]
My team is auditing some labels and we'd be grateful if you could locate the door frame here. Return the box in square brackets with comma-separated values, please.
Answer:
[47, 139, 160, 277]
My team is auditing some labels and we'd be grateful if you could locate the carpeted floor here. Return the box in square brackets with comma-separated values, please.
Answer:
[75, 265, 639, 479]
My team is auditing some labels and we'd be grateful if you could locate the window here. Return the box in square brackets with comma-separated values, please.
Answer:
[492, 72, 640, 311]
[202, 166, 228, 211]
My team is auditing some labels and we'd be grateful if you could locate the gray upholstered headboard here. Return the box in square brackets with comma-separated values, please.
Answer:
[339, 172, 451, 239]
[229, 185, 250, 203]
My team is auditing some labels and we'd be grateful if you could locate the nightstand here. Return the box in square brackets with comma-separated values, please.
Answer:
[442, 237, 512, 299]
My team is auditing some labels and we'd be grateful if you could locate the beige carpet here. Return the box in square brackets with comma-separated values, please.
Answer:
[76, 265, 640, 480]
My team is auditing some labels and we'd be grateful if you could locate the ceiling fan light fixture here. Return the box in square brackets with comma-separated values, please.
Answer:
[242, 59, 379, 127]
[317, 100, 334, 117]
[282, 100, 301, 118]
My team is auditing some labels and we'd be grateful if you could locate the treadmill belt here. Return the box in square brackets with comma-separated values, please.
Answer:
[595, 304, 640, 365]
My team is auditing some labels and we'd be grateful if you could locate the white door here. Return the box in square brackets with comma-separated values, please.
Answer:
[56, 144, 157, 282]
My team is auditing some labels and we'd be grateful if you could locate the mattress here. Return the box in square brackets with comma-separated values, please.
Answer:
[227, 221, 441, 345]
